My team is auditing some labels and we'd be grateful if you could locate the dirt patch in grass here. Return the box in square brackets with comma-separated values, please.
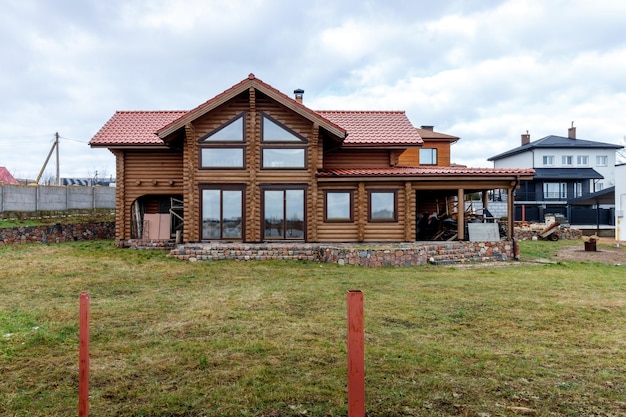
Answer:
[556, 238, 625, 265]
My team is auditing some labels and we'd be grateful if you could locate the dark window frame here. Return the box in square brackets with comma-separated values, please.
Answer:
[368, 189, 398, 222]
[260, 112, 308, 170]
[324, 190, 354, 223]
[198, 112, 247, 170]
[199, 184, 246, 241]
[260, 184, 308, 241]
[420, 148, 438, 165]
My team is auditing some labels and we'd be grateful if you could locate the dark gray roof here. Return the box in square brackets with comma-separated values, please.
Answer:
[532, 168, 604, 180]
[488, 135, 623, 161]
[568, 186, 615, 205]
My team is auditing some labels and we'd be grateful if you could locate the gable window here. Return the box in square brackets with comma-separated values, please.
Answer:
[261, 113, 307, 169]
[543, 182, 567, 199]
[201, 187, 244, 240]
[577, 155, 589, 166]
[542, 155, 554, 166]
[199, 114, 245, 168]
[263, 187, 305, 240]
[561, 155, 573, 166]
[369, 190, 397, 222]
[596, 155, 608, 166]
[420, 148, 437, 165]
[324, 190, 354, 222]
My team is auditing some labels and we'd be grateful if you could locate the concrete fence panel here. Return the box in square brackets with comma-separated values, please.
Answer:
[1, 185, 38, 212]
[68, 187, 96, 210]
[94, 187, 116, 209]
[38, 186, 68, 211]
[1, 184, 116, 214]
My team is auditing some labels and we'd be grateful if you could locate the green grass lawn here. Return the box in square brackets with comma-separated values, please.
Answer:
[1, 240, 624, 416]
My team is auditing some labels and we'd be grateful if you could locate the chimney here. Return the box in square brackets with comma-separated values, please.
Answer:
[420, 125, 434, 131]
[294, 89, 304, 104]
[521, 130, 530, 145]
[568, 122, 576, 139]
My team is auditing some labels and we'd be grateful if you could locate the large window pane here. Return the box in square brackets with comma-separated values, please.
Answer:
[370, 191, 396, 221]
[264, 191, 284, 238]
[201, 148, 243, 168]
[222, 191, 242, 238]
[202, 190, 221, 239]
[262, 148, 305, 168]
[286, 190, 304, 238]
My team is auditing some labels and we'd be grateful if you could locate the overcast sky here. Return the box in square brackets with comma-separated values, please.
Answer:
[1, 0, 625, 181]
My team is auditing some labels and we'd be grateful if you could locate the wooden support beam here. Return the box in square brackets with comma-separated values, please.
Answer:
[457, 188, 465, 240]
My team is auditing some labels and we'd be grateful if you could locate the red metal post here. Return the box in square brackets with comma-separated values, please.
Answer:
[79, 292, 90, 417]
[347, 290, 365, 417]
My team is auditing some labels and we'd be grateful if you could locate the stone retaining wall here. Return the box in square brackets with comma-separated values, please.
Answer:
[168, 240, 514, 267]
[0, 222, 115, 245]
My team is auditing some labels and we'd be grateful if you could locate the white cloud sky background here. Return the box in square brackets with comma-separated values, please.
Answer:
[1, 0, 625, 180]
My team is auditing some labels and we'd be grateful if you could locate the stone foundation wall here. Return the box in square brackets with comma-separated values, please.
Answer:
[0, 222, 115, 245]
[168, 240, 514, 267]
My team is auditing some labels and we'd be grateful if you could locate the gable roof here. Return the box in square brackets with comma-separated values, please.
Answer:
[488, 135, 624, 161]
[90, 75, 427, 149]
[0, 167, 19, 185]
[90, 111, 186, 147]
[156, 74, 346, 140]
[318, 111, 423, 147]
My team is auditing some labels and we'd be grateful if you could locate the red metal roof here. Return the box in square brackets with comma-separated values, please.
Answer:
[89, 110, 186, 147]
[0, 166, 19, 185]
[318, 166, 535, 178]
[90, 76, 427, 148]
[318, 111, 423, 147]
[157, 74, 347, 140]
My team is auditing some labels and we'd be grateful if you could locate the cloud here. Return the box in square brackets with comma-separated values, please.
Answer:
[1, 0, 625, 179]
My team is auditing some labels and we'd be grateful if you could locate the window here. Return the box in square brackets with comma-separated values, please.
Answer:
[261, 114, 307, 169]
[542, 155, 554, 166]
[325, 191, 353, 222]
[561, 155, 573, 166]
[263, 188, 305, 240]
[596, 182, 604, 192]
[543, 182, 567, 199]
[573, 182, 583, 198]
[577, 155, 589, 166]
[420, 148, 437, 165]
[201, 148, 243, 167]
[199, 114, 245, 168]
[369, 190, 397, 221]
[262, 148, 306, 168]
[596, 155, 608, 166]
[201, 188, 243, 240]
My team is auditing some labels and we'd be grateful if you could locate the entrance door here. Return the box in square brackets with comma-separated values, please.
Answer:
[263, 189, 305, 240]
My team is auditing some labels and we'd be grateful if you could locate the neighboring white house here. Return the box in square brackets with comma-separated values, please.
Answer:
[616, 164, 626, 241]
[487, 126, 623, 227]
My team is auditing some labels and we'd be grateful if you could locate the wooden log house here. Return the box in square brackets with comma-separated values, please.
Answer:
[90, 74, 534, 246]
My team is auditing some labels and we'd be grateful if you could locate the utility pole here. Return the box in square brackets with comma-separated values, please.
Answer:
[55, 132, 60, 185]
[35, 132, 60, 185]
